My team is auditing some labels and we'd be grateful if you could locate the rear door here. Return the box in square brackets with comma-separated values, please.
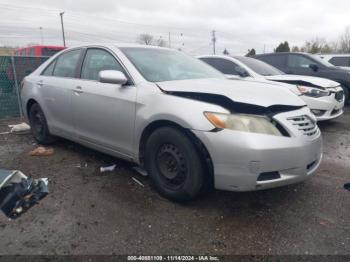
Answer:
[71, 48, 137, 157]
[39, 48, 82, 137]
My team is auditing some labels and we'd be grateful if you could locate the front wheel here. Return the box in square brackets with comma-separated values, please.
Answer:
[145, 127, 205, 202]
[341, 85, 349, 104]
[28, 103, 57, 145]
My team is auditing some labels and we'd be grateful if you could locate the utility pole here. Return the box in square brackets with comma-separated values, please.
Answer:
[39, 27, 44, 45]
[59, 12, 66, 47]
[211, 30, 216, 55]
[168, 32, 171, 48]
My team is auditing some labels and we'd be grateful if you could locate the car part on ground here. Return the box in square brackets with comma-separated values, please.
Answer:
[0, 169, 48, 219]
[20, 44, 323, 201]
[198, 55, 345, 121]
[29, 146, 55, 156]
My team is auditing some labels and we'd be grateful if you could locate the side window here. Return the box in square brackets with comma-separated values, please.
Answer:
[329, 57, 350, 67]
[53, 49, 81, 78]
[258, 55, 286, 68]
[81, 49, 125, 81]
[42, 61, 56, 76]
[200, 58, 239, 75]
[288, 54, 315, 68]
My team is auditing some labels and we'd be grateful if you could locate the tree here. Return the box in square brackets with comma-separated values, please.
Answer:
[300, 37, 335, 54]
[291, 46, 300, 52]
[245, 48, 256, 56]
[275, 41, 290, 52]
[156, 38, 167, 47]
[137, 34, 154, 45]
[339, 26, 350, 53]
[223, 48, 229, 55]
[136, 34, 167, 47]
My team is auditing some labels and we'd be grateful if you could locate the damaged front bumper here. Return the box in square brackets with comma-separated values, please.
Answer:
[192, 108, 323, 192]
[0, 169, 48, 219]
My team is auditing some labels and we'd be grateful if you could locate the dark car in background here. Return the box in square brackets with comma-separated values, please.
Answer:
[254, 52, 350, 102]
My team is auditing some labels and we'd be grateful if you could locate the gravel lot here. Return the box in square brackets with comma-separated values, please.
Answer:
[0, 108, 349, 256]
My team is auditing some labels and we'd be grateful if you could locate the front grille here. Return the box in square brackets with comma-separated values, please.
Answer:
[287, 115, 318, 136]
[335, 90, 344, 102]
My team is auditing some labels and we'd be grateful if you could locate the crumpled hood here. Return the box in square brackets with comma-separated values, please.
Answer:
[157, 78, 305, 108]
[266, 74, 340, 88]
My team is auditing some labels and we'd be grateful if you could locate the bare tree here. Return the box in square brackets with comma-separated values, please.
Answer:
[339, 26, 350, 53]
[291, 46, 300, 52]
[137, 34, 154, 45]
[156, 38, 167, 47]
[300, 37, 333, 54]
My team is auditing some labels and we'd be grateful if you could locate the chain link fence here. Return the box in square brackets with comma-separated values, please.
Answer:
[0, 56, 48, 119]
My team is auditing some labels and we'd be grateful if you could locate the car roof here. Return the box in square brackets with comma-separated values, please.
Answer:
[63, 43, 172, 51]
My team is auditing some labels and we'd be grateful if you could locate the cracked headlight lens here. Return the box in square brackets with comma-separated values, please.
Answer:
[297, 86, 329, 97]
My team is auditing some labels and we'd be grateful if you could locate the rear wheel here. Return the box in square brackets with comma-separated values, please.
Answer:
[28, 103, 57, 145]
[145, 127, 205, 202]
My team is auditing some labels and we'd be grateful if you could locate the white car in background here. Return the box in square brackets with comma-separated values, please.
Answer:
[198, 55, 345, 121]
[318, 54, 350, 69]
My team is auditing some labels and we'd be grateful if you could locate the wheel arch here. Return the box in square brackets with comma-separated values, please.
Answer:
[138, 120, 214, 187]
[26, 98, 38, 118]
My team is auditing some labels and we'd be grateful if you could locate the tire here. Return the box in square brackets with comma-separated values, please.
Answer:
[28, 103, 57, 145]
[341, 85, 349, 104]
[145, 127, 205, 202]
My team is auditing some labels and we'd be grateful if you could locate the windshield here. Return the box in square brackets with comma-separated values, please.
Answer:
[308, 54, 336, 67]
[234, 56, 284, 76]
[120, 47, 225, 82]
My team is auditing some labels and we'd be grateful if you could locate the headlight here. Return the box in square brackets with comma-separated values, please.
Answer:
[297, 86, 329, 97]
[204, 112, 282, 136]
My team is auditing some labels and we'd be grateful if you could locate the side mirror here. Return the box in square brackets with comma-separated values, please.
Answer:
[235, 66, 249, 77]
[309, 64, 319, 72]
[99, 70, 128, 85]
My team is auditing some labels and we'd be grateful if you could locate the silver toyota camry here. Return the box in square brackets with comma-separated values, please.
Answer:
[21, 44, 323, 201]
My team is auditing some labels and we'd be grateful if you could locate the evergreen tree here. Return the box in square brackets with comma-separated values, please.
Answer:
[246, 48, 256, 56]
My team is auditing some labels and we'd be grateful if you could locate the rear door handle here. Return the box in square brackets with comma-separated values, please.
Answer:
[36, 81, 43, 87]
[74, 86, 84, 94]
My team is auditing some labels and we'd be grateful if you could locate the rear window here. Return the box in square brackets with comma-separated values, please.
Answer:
[329, 56, 350, 67]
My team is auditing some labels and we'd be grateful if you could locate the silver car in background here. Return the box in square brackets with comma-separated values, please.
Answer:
[21, 44, 323, 201]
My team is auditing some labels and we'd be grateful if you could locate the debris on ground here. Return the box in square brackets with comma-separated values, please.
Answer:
[29, 146, 55, 156]
[344, 183, 350, 191]
[132, 177, 144, 187]
[132, 166, 148, 177]
[8, 123, 31, 134]
[100, 164, 117, 173]
[319, 220, 330, 227]
[0, 169, 48, 219]
[75, 163, 88, 168]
